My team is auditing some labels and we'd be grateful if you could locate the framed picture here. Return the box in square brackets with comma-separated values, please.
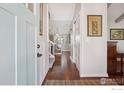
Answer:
[24, 3, 34, 13]
[87, 15, 102, 37]
[28, 3, 34, 12]
[110, 29, 124, 40]
[39, 3, 43, 36]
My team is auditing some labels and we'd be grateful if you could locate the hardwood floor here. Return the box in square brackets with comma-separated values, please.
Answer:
[44, 79, 118, 85]
[43, 51, 80, 83]
[42, 51, 122, 85]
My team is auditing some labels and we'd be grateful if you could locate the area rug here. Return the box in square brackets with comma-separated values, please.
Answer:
[44, 79, 118, 85]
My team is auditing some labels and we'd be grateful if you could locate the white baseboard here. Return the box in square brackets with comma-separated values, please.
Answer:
[80, 73, 108, 77]
[62, 50, 70, 51]
[70, 56, 73, 61]
[70, 56, 75, 63]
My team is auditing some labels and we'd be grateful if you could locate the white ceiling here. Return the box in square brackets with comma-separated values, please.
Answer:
[48, 3, 76, 21]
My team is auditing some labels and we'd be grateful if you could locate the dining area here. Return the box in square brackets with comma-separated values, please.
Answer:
[107, 41, 124, 85]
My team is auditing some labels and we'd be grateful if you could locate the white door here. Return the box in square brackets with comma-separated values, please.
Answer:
[0, 7, 16, 85]
[37, 38, 45, 85]
[26, 21, 35, 85]
[37, 4, 49, 85]
[0, 4, 36, 85]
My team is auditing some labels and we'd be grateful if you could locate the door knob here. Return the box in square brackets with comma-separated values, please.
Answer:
[37, 44, 40, 48]
[37, 53, 42, 57]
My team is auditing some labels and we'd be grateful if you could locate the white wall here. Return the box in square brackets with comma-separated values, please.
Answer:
[43, 4, 50, 78]
[71, 4, 81, 63]
[80, 3, 108, 77]
[72, 23, 76, 63]
[108, 3, 124, 53]
[50, 20, 71, 35]
[73, 3, 81, 20]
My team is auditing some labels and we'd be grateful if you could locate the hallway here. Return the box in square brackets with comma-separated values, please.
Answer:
[44, 51, 80, 81]
[0, 3, 124, 86]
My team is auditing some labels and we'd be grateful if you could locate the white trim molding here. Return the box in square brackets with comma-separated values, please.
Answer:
[80, 73, 108, 77]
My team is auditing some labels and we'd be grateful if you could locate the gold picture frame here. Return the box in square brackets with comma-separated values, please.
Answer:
[28, 3, 34, 13]
[110, 29, 124, 40]
[39, 3, 43, 36]
[87, 15, 102, 37]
